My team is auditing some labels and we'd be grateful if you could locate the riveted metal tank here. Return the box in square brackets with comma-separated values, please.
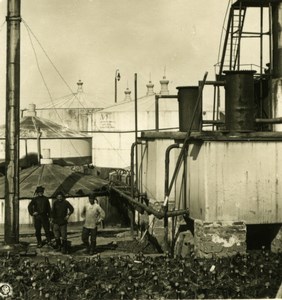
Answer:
[177, 86, 201, 132]
[224, 70, 256, 132]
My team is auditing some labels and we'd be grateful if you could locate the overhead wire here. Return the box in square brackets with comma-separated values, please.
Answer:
[22, 19, 179, 169]
[22, 20, 85, 108]
[23, 19, 130, 166]
[0, 20, 6, 33]
[23, 20, 54, 106]
[22, 20, 85, 160]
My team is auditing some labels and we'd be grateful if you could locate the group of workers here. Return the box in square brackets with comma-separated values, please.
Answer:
[27, 186, 105, 255]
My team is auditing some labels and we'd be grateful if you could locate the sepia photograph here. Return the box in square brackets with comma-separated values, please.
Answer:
[0, 0, 281, 299]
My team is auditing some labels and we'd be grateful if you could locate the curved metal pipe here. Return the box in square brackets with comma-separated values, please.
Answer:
[165, 143, 180, 197]
[164, 143, 180, 252]
[130, 141, 144, 197]
[130, 141, 145, 236]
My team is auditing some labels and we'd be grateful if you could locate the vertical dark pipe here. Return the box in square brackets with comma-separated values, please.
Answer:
[5, 0, 21, 244]
[183, 147, 187, 210]
[164, 144, 180, 196]
[130, 142, 138, 237]
[134, 74, 138, 190]
[260, 6, 263, 76]
[129, 73, 138, 236]
[36, 127, 41, 165]
[224, 70, 256, 132]
[269, 3, 273, 72]
[237, 3, 242, 70]
[212, 85, 217, 131]
[259, 6, 264, 122]
[24, 139, 28, 167]
[114, 78, 117, 103]
[272, 3, 282, 78]
[164, 143, 180, 252]
[155, 95, 159, 131]
[130, 142, 136, 200]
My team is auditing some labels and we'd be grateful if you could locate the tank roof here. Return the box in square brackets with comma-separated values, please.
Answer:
[37, 81, 106, 110]
[0, 116, 89, 138]
[100, 94, 178, 113]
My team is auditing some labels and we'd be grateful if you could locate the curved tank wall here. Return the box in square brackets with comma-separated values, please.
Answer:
[0, 114, 92, 167]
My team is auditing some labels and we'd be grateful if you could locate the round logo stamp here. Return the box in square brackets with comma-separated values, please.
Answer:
[0, 283, 13, 298]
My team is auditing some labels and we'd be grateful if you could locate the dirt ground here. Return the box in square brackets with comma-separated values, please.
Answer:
[0, 223, 160, 260]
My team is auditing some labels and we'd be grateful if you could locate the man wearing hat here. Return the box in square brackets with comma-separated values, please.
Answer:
[28, 186, 51, 248]
[81, 194, 105, 255]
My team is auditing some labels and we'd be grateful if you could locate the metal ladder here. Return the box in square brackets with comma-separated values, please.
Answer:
[219, 4, 247, 76]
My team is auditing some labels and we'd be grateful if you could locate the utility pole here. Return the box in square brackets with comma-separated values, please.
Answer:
[114, 69, 120, 103]
[5, 0, 21, 244]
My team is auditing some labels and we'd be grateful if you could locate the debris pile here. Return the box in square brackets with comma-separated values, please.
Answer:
[0, 249, 281, 299]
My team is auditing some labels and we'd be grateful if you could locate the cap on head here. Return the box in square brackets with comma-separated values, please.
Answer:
[56, 191, 65, 197]
[89, 193, 96, 200]
[35, 186, 45, 193]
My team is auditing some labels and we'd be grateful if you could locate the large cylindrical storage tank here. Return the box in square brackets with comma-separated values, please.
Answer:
[177, 86, 201, 132]
[0, 115, 92, 168]
[224, 70, 256, 132]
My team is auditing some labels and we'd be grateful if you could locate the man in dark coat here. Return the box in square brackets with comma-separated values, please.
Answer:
[51, 191, 74, 254]
[28, 186, 51, 248]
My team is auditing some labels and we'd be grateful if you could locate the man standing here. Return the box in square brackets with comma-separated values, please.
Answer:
[28, 186, 51, 248]
[51, 191, 74, 254]
[81, 194, 105, 255]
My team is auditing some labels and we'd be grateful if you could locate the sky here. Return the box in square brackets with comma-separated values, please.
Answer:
[0, 0, 266, 123]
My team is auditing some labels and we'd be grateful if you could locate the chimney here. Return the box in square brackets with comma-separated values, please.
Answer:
[160, 76, 169, 95]
[146, 80, 155, 96]
[124, 87, 132, 101]
[25, 103, 37, 117]
[77, 80, 83, 92]
[40, 149, 53, 165]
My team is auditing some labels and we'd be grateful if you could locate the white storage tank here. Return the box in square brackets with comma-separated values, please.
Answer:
[0, 104, 92, 168]
[35, 80, 105, 132]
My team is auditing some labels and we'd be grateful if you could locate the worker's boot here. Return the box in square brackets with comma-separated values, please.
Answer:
[83, 241, 90, 254]
[61, 240, 68, 254]
[89, 241, 96, 255]
[45, 232, 52, 245]
[36, 235, 43, 248]
[54, 238, 61, 251]
[46, 238, 51, 246]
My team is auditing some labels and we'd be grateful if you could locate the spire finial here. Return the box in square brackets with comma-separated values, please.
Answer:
[77, 80, 83, 92]
[146, 74, 154, 96]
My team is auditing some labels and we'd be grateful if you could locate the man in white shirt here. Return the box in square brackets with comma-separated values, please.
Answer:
[81, 194, 105, 255]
